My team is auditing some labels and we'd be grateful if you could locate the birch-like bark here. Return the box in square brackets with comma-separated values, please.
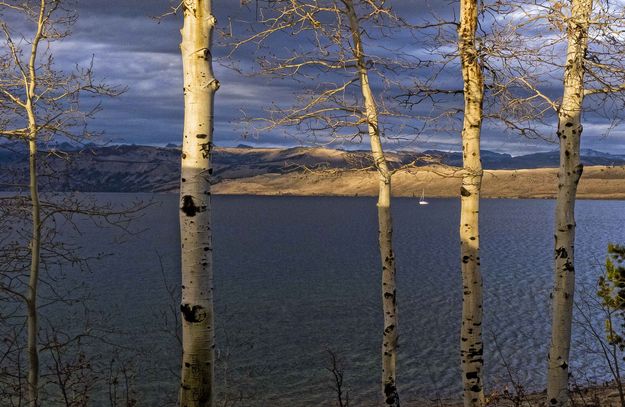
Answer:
[179, 1, 219, 406]
[458, 1, 485, 406]
[547, 1, 592, 405]
[344, 2, 398, 405]
[25, 3, 46, 405]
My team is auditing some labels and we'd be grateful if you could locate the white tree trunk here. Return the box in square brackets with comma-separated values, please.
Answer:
[547, 1, 592, 405]
[458, 1, 485, 406]
[179, 1, 219, 406]
[344, 2, 399, 405]
[377, 182, 397, 407]
[25, 3, 45, 404]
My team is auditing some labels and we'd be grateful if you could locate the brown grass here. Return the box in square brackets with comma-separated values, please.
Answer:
[213, 165, 625, 200]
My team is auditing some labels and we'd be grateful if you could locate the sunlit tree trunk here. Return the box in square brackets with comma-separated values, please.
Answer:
[547, 1, 592, 405]
[344, 2, 399, 405]
[179, 1, 219, 406]
[458, 1, 485, 406]
[24, 3, 46, 405]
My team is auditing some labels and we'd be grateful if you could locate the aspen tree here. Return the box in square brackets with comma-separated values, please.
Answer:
[229, 2, 413, 404]
[484, 1, 625, 404]
[547, 1, 592, 405]
[343, 2, 398, 403]
[179, 1, 219, 406]
[3, 2, 81, 404]
[458, 1, 485, 406]
[401, 17, 549, 407]
[0, 1, 125, 404]
[405, 2, 625, 404]
[24, 4, 46, 404]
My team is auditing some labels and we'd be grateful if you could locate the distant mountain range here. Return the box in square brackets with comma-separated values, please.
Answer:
[1, 142, 624, 192]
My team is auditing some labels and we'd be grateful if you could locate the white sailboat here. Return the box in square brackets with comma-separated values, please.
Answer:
[419, 189, 429, 205]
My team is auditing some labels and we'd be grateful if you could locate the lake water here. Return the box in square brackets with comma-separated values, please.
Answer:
[45, 195, 625, 406]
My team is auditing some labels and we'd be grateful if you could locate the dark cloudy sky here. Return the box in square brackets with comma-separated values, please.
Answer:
[20, 0, 625, 155]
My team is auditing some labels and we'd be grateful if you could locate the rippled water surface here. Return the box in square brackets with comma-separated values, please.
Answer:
[65, 195, 625, 406]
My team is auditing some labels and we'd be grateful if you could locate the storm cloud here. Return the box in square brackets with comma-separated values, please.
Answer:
[7, 0, 625, 155]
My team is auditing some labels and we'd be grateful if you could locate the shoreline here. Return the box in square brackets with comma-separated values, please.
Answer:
[211, 165, 625, 200]
[414, 382, 625, 407]
[3, 165, 623, 200]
